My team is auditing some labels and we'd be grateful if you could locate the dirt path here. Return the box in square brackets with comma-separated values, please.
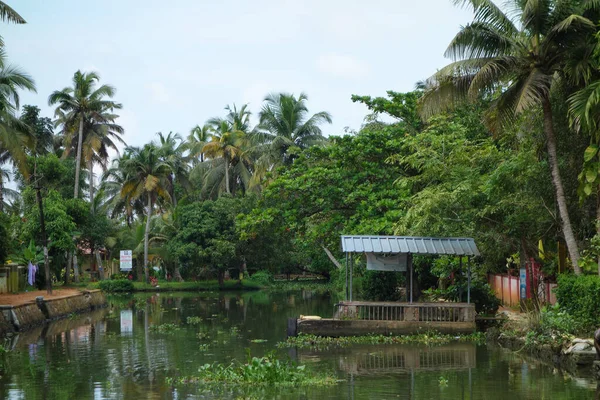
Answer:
[0, 289, 83, 306]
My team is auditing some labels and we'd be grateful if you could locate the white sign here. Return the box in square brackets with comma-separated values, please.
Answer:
[366, 253, 408, 272]
[120, 250, 133, 271]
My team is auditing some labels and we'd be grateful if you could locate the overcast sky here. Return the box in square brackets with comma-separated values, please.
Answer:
[3, 0, 473, 150]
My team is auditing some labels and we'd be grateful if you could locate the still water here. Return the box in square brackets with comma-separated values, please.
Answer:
[0, 290, 597, 399]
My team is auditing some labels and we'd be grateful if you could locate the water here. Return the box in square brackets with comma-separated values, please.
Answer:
[0, 290, 597, 399]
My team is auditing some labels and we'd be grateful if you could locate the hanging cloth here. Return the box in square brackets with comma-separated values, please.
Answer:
[27, 262, 37, 286]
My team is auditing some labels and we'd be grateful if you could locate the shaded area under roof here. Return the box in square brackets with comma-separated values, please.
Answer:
[341, 235, 480, 256]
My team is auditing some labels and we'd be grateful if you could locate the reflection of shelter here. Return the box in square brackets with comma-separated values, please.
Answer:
[336, 343, 476, 375]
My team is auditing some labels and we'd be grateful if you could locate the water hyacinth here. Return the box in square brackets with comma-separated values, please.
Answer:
[277, 332, 485, 350]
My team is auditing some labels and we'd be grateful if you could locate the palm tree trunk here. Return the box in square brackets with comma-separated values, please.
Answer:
[225, 155, 230, 194]
[34, 159, 52, 295]
[65, 251, 71, 285]
[0, 174, 4, 213]
[96, 250, 104, 280]
[73, 253, 80, 283]
[173, 264, 183, 282]
[144, 194, 152, 284]
[88, 158, 94, 205]
[74, 117, 84, 199]
[597, 192, 600, 276]
[542, 99, 581, 274]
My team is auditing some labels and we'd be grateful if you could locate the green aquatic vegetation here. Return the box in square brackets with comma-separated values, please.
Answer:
[277, 332, 485, 350]
[250, 339, 268, 343]
[150, 323, 180, 334]
[170, 352, 336, 388]
[186, 316, 203, 325]
[198, 344, 210, 351]
[197, 331, 210, 340]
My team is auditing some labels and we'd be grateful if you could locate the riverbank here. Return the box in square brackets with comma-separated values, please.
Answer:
[0, 289, 106, 336]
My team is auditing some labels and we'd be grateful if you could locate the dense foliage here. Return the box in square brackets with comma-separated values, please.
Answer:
[555, 275, 600, 331]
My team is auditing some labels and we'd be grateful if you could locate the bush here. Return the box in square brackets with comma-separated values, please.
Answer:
[556, 274, 600, 331]
[249, 270, 274, 286]
[444, 279, 500, 315]
[99, 279, 134, 292]
[362, 270, 401, 301]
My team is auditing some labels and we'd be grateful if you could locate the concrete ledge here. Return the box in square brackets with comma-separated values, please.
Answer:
[0, 291, 107, 334]
[297, 318, 476, 337]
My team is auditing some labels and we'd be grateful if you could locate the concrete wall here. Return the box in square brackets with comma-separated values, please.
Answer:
[297, 318, 476, 337]
[0, 290, 107, 334]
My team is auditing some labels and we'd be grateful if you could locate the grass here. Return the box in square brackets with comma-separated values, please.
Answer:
[277, 332, 486, 350]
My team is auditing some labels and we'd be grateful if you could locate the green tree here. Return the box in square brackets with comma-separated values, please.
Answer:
[119, 144, 172, 283]
[257, 92, 331, 167]
[419, 0, 599, 274]
[156, 132, 189, 207]
[186, 124, 212, 164]
[48, 71, 121, 200]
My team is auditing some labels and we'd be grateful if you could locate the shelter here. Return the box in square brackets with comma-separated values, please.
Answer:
[341, 235, 480, 303]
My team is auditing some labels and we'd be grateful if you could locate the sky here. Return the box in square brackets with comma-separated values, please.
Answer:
[3, 0, 473, 151]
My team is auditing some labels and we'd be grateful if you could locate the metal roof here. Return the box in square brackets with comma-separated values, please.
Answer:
[341, 235, 480, 256]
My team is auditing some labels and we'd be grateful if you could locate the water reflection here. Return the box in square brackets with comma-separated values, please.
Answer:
[0, 291, 596, 400]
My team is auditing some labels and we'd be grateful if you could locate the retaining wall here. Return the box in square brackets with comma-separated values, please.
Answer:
[0, 290, 107, 335]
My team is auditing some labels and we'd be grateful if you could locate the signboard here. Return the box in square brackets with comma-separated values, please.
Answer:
[120, 250, 132, 271]
[120, 310, 133, 334]
[366, 253, 408, 272]
[519, 268, 527, 299]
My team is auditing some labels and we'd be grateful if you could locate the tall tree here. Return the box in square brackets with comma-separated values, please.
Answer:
[156, 132, 189, 207]
[419, 0, 599, 274]
[119, 144, 172, 283]
[186, 124, 212, 164]
[48, 71, 121, 200]
[257, 92, 331, 166]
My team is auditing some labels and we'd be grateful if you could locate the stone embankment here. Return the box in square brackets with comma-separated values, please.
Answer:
[0, 290, 106, 336]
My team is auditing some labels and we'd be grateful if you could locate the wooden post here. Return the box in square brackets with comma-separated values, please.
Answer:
[409, 254, 413, 304]
[345, 252, 349, 301]
[467, 257, 471, 305]
[287, 317, 297, 337]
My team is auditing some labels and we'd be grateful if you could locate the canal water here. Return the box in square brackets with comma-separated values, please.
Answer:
[0, 290, 597, 399]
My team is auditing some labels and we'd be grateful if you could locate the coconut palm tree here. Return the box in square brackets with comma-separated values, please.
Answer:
[419, 0, 600, 274]
[156, 132, 189, 207]
[119, 144, 172, 283]
[202, 105, 253, 195]
[0, 48, 35, 173]
[0, 2, 25, 24]
[48, 71, 121, 200]
[257, 92, 331, 166]
[186, 124, 212, 164]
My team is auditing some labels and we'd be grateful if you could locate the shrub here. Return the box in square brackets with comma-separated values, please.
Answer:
[362, 270, 401, 301]
[444, 279, 500, 315]
[556, 274, 600, 331]
[99, 279, 134, 292]
[249, 270, 274, 286]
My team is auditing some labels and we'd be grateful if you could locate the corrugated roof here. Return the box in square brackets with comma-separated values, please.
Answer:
[341, 236, 480, 256]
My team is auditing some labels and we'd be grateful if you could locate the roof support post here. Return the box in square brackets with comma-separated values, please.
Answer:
[345, 252, 349, 301]
[409, 253, 413, 304]
[467, 256, 471, 304]
[349, 255, 354, 302]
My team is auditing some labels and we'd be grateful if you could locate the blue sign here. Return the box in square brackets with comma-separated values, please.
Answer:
[519, 268, 527, 299]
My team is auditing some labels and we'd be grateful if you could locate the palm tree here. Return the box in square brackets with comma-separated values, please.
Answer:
[0, 48, 36, 173]
[156, 132, 189, 207]
[0, 2, 25, 24]
[119, 144, 172, 283]
[48, 71, 121, 200]
[419, 0, 599, 274]
[257, 92, 331, 166]
[202, 105, 253, 195]
[186, 124, 212, 164]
